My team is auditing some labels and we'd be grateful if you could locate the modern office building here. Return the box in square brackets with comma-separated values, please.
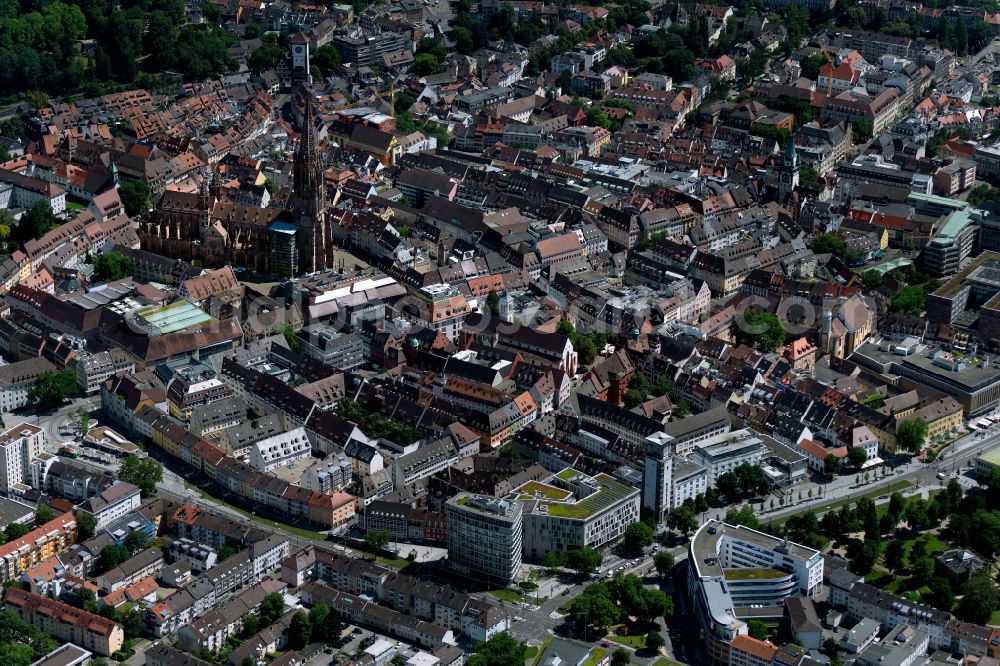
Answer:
[446, 493, 522, 584]
[514, 469, 640, 558]
[0, 423, 44, 494]
[687, 520, 823, 664]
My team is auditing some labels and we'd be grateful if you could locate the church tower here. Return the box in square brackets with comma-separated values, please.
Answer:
[779, 137, 800, 203]
[290, 93, 330, 274]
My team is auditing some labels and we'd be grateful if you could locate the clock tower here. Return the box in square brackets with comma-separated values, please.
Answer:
[291, 32, 312, 85]
[779, 137, 800, 203]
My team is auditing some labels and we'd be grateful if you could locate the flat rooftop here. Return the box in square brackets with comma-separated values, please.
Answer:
[930, 251, 1000, 299]
[136, 300, 215, 335]
[979, 445, 1000, 467]
[513, 470, 638, 520]
[692, 520, 820, 580]
[723, 567, 791, 581]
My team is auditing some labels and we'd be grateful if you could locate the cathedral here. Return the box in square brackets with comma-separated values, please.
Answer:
[140, 95, 334, 277]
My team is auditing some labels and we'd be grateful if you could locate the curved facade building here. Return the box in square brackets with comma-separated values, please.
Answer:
[687, 520, 823, 664]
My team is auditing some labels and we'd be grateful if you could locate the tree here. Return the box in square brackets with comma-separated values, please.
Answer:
[486, 290, 500, 317]
[309, 603, 341, 643]
[63, 587, 97, 613]
[242, 658, 256, 666]
[890, 286, 928, 316]
[896, 418, 928, 454]
[717, 471, 741, 503]
[411, 53, 440, 76]
[849, 539, 879, 575]
[313, 45, 341, 76]
[956, 575, 998, 625]
[672, 399, 691, 418]
[567, 546, 603, 574]
[28, 370, 77, 408]
[467, 632, 527, 666]
[645, 631, 665, 653]
[92, 251, 133, 282]
[3, 522, 28, 543]
[825, 454, 841, 476]
[858, 269, 883, 290]
[622, 522, 653, 556]
[120, 607, 144, 639]
[34, 504, 53, 527]
[289, 611, 311, 650]
[733, 310, 785, 352]
[364, 529, 390, 557]
[569, 585, 621, 632]
[653, 550, 675, 577]
[573, 334, 597, 367]
[75, 511, 96, 540]
[15, 199, 58, 241]
[0, 643, 34, 666]
[124, 529, 149, 554]
[924, 578, 954, 612]
[258, 593, 284, 626]
[70, 407, 91, 436]
[848, 447, 868, 469]
[611, 649, 629, 666]
[117, 180, 152, 217]
[724, 506, 760, 530]
[666, 506, 697, 536]
[812, 233, 846, 256]
[883, 540, 905, 575]
[556, 320, 574, 337]
[746, 619, 768, 641]
[542, 551, 567, 570]
[98, 544, 130, 573]
[118, 456, 163, 496]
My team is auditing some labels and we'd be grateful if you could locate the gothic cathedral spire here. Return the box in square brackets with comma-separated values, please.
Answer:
[291, 91, 330, 274]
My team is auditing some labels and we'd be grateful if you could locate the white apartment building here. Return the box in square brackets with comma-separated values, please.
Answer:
[671, 460, 708, 509]
[0, 423, 44, 494]
[446, 493, 522, 585]
[78, 481, 142, 529]
[249, 535, 291, 579]
[692, 429, 765, 484]
[516, 469, 640, 558]
[249, 427, 312, 472]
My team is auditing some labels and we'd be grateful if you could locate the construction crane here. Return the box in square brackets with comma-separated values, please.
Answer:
[820, 44, 834, 97]
[336, 85, 399, 116]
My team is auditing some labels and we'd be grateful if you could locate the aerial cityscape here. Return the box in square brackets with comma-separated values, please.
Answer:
[0, 0, 999, 666]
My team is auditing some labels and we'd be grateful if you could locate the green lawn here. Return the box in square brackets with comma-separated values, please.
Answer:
[524, 647, 539, 660]
[377, 556, 411, 570]
[605, 633, 645, 649]
[490, 588, 524, 603]
[771, 480, 913, 526]
[990, 609, 1000, 626]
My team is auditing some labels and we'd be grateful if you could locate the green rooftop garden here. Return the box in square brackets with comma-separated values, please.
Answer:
[517, 481, 572, 501]
[583, 648, 608, 666]
[723, 567, 791, 581]
[556, 468, 579, 481]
